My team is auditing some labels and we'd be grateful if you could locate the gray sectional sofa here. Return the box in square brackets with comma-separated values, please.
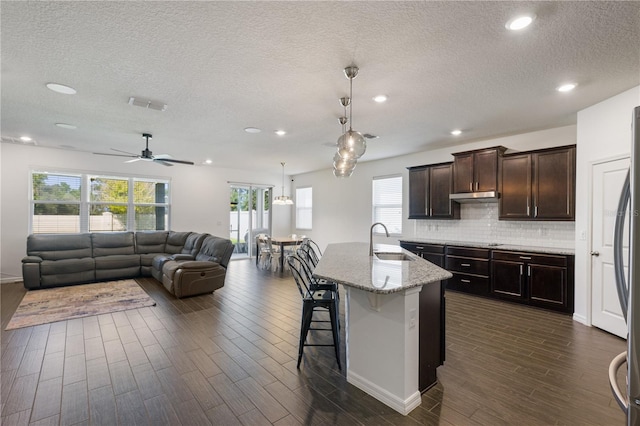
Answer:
[22, 231, 234, 298]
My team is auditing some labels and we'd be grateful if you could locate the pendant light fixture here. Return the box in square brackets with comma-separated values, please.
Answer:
[333, 113, 356, 177]
[336, 66, 367, 161]
[273, 162, 293, 205]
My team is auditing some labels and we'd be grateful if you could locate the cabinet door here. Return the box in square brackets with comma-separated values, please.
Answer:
[528, 263, 568, 309]
[533, 147, 575, 220]
[475, 149, 499, 192]
[499, 154, 532, 219]
[453, 153, 474, 193]
[429, 163, 457, 218]
[423, 253, 445, 268]
[408, 168, 429, 218]
[491, 260, 526, 300]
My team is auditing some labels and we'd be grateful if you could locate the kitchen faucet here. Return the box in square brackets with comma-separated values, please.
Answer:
[369, 222, 389, 256]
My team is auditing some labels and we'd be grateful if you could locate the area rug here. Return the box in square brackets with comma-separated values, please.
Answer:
[5, 279, 156, 330]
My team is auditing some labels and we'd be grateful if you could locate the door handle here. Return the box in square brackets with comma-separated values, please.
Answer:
[591, 251, 600, 256]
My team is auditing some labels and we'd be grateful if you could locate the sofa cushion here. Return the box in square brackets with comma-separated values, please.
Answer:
[135, 231, 168, 254]
[181, 233, 208, 256]
[94, 254, 140, 281]
[40, 257, 95, 287]
[195, 236, 234, 268]
[92, 232, 135, 257]
[165, 231, 192, 254]
[27, 233, 92, 260]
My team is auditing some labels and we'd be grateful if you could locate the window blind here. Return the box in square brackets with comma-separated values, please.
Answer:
[296, 187, 313, 230]
[372, 175, 402, 234]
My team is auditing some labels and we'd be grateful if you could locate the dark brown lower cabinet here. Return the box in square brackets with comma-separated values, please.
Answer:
[445, 246, 490, 296]
[491, 250, 574, 313]
[399, 242, 445, 267]
[419, 280, 444, 392]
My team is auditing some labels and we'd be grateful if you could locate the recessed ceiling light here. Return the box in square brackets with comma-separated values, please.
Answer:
[55, 123, 77, 129]
[20, 136, 32, 142]
[557, 83, 577, 92]
[46, 83, 77, 95]
[274, 130, 286, 136]
[204, 159, 213, 165]
[244, 127, 261, 134]
[505, 14, 536, 31]
[451, 129, 462, 136]
[373, 95, 388, 103]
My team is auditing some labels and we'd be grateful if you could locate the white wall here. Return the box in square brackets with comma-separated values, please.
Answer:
[0, 143, 291, 281]
[293, 125, 577, 253]
[574, 86, 640, 324]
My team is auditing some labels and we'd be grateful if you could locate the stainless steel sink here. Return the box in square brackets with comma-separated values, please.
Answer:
[374, 252, 414, 261]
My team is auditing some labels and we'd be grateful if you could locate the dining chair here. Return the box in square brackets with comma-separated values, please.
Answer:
[287, 254, 341, 370]
[255, 234, 272, 270]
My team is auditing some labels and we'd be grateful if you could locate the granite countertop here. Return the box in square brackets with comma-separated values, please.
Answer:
[313, 242, 452, 295]
[399, 238, 575, 255]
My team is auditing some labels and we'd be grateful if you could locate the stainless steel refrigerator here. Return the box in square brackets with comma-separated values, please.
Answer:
[611, 105, 640, 424]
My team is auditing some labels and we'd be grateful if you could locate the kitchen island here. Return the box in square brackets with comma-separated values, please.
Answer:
[313, 242, 452, 415]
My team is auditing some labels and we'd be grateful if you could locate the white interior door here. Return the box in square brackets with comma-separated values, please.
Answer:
[591, 157, 629, 338]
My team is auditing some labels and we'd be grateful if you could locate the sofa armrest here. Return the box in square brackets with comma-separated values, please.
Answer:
[22, 260, 42, 289]
[171, 254, 195, 261]
[175, 260, 221, 270]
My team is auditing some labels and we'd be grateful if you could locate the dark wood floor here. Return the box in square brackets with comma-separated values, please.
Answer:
[1, 259, 627, 425]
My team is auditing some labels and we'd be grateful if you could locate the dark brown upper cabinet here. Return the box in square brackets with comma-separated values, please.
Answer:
[499, 145, 576, 221]
[408, 162, 459, 219]
[452, 146, 507, 193]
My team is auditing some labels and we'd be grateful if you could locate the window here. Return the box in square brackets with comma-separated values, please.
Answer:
[30, 171, 170, 234]
[296, 187, 313, 230]
[372, 175, 402, 234]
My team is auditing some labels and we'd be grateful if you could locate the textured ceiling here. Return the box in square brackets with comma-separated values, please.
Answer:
[1, 1, 639, 175]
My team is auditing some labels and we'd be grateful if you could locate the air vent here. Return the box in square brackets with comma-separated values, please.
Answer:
[128, 97, 167, 112]
[1, 136, 37, 146]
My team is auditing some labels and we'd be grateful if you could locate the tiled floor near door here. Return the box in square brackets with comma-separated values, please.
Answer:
[1, 259, 627, 425]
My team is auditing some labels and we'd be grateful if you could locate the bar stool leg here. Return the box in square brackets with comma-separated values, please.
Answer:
[297, 302, 313, 368]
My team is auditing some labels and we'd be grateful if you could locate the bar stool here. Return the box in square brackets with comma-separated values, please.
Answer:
[287, 254, 341, 370]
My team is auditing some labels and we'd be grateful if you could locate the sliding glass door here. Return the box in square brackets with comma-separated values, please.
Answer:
[229, 184, 272, 259]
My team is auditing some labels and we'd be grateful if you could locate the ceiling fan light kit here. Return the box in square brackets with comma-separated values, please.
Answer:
[333, 65, 366, 178]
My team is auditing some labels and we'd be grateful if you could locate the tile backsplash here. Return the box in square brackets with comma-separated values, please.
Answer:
[411, 203, 575, 248]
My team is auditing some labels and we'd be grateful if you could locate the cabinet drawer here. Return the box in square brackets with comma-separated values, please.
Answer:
[400, 242, 445, 255]
[491, 250, 567, 267]
[446, 273, 489, 296]
[446, 246, 489, 259]
[446, 256, 489, 276]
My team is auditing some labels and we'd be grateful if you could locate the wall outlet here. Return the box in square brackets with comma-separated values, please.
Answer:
[409, 308, 417, 328]
[580, 230, 587, 241]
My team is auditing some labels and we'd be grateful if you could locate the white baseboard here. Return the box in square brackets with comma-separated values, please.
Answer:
[573, 313, 589, 325]
[1, 277, 23, 284]
[347, 371, 421, 415]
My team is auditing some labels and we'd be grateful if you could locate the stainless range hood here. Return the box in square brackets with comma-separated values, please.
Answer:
[449, 191, 499, 203]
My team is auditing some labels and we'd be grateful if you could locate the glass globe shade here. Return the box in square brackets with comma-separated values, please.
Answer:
[337, 130, 366, 159]
[333, 152, 357, 171]
[333, 165, 355, 178]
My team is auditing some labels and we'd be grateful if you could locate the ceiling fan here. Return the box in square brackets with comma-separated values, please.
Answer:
[94, 133, 194, 166]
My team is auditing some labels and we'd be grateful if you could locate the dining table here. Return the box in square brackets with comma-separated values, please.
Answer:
[269, 236, 301, 272]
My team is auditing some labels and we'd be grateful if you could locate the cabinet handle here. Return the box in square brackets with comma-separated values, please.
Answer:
[416, 246, 424, 250]
[470, 182, 473, 192]
[534, 205, 538, 217]
[528, 266, 531, 277]
[526, 199, 530, 216]
[430, 208, 433, 216]
[461, 279, 471, 283]
[519, 256, 532, 260]
[475, 181, 479, 191]
[460, 263, 471, 267]
[520, 265, 523, 275]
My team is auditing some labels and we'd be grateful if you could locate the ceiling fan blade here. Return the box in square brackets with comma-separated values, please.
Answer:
[110, 147, 139, 156]
[160, 158, 195, 165]
[153, 159, 174, 167]
[125, 158, 142, 163]
[93, 152, 138, 158]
